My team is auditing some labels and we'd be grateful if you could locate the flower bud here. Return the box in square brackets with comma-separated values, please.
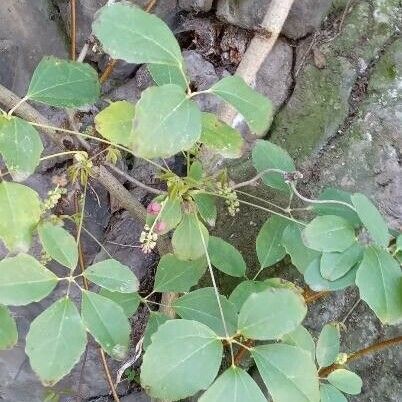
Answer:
[147, 201, 162, 215]
[155, 220, 167, 233]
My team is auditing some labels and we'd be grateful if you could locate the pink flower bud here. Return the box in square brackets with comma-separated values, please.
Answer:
[147, 201, 161, 215]
[155, 220, 167, 234]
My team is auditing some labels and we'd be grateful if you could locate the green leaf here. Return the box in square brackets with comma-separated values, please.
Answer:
[351, 193, 390, 247]
[313, 188, 361, 227]
[99, 289, 141, 317]
[256, 216, 288, 269]
[252, 344, 320, 402]
[282, 222, 320, 274]
[153, 253, 207, 292]
[0, 305, 18, 350]
[27, 56, 99, 107]
[199, 366, 266, 402]
[83, 259, 139, 293]
[302, 216, 356, 252]
[396, 234, 402, 252]
[193, 194, 217, 227]
[38, 222, 78, 270]
[208, 236, 246, 277]
[81, 291, 130, 360]
[172, 213, 209, 261]
[142, 312, 170, 350]
[0, 181, 41, 252]
[93, 3, 183, 67]
[172, 288, 238, 337]
[320, 384, 348, 402]
[0, 116, 43, 181]
[189, 161, 204, 181]
[94, 101, 135, 148]
[320, 243, 363, 281]
[304, 257, 357, 292]
[200, 113, 244, 159]
[210, 76, 273, 135]
[356, 247, 402, 324]
[25, 297, 86, 386]
[148, 63, 188, 90]
[316, 323, 340, 368]
[146, 195, 182, 235]
[327, 369, 363, 395]
[238, 288, 307, 340]
[252, 140, 295, 192]
[229, 280, 272, 312]
[132, 84, 201, 159]
[0, 254, 58, 306]
[281, 326, 315, 360]
[140, 319, 223, 400]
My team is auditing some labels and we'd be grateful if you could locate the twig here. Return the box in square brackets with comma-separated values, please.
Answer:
[105, 163, 165, 195]
[100, 348, 121, 402]
[231, 168, 287, 189]
[70, 0, 77, 60]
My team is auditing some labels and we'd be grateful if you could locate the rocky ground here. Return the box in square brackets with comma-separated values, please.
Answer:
[0, 0, 401, 401]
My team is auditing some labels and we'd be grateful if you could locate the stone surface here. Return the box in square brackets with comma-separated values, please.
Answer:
[0, 0, 68, 96]
[179, 0, 213, 12]
[216, 0, 333, 39]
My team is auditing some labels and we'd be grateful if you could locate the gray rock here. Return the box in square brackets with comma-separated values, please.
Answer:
[0, 0, 68, 96]
[179, 0, 213, 12]
[120, 391, 151, 401]
[216, 0, 333, 39]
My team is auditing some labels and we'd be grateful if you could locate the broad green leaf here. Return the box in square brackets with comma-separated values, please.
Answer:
[281, 326, 315, 359]
[94, 101, 135, 147]
[188, 161, 204, 181]
[320, 243, 363, 281]
[210, 76, 273, 135]
[140, 319, 223, 400]
[99, 289, 141, 317]
[172, 213, 209, 260]
[356, 247, 402, 324]
[93, 3, 183, 67]
[282, 222, 320, 274]
[313, 188, 361, 227]
[172, 288, 238, 336]
[316, 323, 340, 368]
[26, 297, 86, 386]
[38, 222, 78, 270]
[238, 288, 307, 340]
[142, 312, 170, 350]
[0, 181, 41, 252]
[252, 344, 320, 402]
[256, 216, 288, 269]
[199, 366, 266, 402]
[320, 384, 347, 402]
[302, 216, 356, 252]
[327, 369, 363, 395]
[351, 193, 390, 247]
[81, 291, 130, 360]
[193, 194, 217, 227]
[200, 113, 244, 159]
[83, 259, 139, 293]
[146, 195, 182, 235]
[0, 305, 18, 350]
[148, 63, 188, 90]
[208, 236, 246, 277]
[396, 234, 402, 251]
[27, 56, 99, 107]
[0, 116, 43, 181]
[252, 140, 295, 192]
[132, 84, 201, 158]
[153, 253, 207, 292]
[0, 254, 58, 306]
[304, 258, 357, 292]
[229, 281, 271, 312]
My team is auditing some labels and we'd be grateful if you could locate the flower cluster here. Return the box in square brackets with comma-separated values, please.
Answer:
[139, 224, 158, 254]
[42, 186, 67, 212]
[217, 183, 240, 216]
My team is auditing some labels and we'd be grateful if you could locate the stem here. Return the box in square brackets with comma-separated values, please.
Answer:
[99, 348, 121, 402]
[70, 0, 77, 60]
[235, 189, 289, 212]
[105, 163, 165, 195]
[232, 168, 287, 189]
[7, 96, 29, 117]
[197, 218, 235, 366]
[289, 182, 357, 212]
[40, 151, 78, 161]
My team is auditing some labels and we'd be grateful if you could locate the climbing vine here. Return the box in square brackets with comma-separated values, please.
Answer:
[0, 3, 401, 402]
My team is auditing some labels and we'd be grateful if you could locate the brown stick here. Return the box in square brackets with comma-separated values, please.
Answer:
[70, 0, 77, 60]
